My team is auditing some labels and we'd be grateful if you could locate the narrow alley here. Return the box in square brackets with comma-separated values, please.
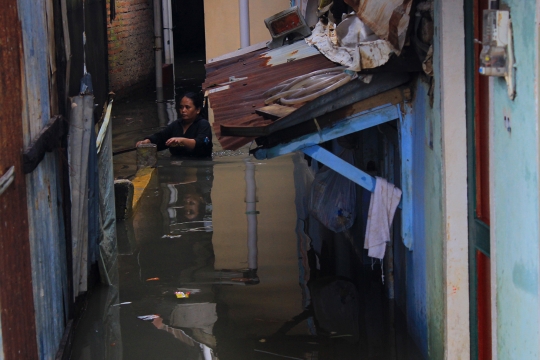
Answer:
[3, 0, 540, 359]
[69, 83, 422, 359]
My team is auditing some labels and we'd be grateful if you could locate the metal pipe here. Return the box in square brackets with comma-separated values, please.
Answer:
[162, 0, 175, 65]
[245, 158, 258, 270]
[162, 0, 176, 124]
[239, 0, 250, 48]
[154, 0, 167, 126]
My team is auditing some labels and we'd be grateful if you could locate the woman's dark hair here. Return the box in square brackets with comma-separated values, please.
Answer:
[181, 91, 203, 110]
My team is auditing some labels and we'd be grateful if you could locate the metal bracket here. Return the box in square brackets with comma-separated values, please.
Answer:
[0, 166, 15, 197]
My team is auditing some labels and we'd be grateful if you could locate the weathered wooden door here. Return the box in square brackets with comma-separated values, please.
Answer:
[466, 0, 492, 358]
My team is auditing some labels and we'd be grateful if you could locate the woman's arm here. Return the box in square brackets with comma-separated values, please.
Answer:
[165, 137, 196, 150]
[137, 122, 177, 151]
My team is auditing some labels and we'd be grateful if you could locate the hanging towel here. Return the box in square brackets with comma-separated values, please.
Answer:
[364, 177, 402, 260]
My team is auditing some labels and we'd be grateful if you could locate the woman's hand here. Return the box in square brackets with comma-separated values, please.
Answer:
[136, 139, 151, 147]
[165, 137, 185, 147]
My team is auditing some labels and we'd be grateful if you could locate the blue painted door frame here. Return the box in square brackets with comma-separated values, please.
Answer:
[253, 101, 414, 247]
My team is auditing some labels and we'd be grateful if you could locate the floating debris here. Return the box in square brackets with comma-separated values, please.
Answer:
[175, 291, 191, 299]
[146, 278, 160, 282]
[212, 150, 249, 157]
[177, 288, 201, 294]
[162, 234, 183, 239]
[112, 302, 132, 307]
[138, 315, 159, 321]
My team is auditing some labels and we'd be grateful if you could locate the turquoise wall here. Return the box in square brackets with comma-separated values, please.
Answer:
[423, 79, 445, 360]
[427, 1, 448, 354]
[492, 1, 540, 357]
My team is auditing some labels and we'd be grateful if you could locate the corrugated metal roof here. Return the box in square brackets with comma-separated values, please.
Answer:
[204, 40, 418, 151]
[204, 42, 338, 150]
[259, 41, 321, 66]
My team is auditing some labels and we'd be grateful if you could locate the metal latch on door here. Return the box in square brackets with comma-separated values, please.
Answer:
[0, 166, 15, 196]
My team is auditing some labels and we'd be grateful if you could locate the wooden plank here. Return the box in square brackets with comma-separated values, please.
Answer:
[303, 145, 376, 192]
[254, 103, 400, 160]
[255, 104, 296, 120]
[258, 87, 405, 148]
[22, 115, 68, 174]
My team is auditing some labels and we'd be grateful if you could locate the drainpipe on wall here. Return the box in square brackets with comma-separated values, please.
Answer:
[162, 0, 177, 124]
[162, 0, 174, 65]
[154, 0, 167, 126]
[239, 0, 250, 48]
[245, 158, 258, 271]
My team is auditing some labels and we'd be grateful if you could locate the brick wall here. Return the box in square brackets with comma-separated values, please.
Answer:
[106, 0, 155, 92]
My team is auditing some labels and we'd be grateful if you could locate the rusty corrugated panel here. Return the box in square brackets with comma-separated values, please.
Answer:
[259, 41, 321, 67]
[204, 50, 337, 150]
[0, 0, 39, 359]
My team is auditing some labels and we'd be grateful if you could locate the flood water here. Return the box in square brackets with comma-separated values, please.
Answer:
[70, 149, 423, 359]
[70, 54, 423, 359]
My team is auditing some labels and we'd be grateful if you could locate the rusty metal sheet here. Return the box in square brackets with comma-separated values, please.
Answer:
[220, 72, 410, 137]
[0, 1, 39, 359]
[260, 38, 320, 66]
[204, 50, 337, 150]
[355, 0, 413, 54]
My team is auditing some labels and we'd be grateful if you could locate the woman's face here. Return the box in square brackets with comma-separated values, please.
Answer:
[182, 193, 202, 220]
[179, 97, 200, 123]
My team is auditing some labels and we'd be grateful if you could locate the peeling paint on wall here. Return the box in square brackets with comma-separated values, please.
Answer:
[491, 1, 540, 357]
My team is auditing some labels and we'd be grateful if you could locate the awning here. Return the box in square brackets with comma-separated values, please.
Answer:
[204, 41, 418, 151]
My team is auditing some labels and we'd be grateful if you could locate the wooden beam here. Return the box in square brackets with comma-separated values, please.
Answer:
[303, 145, 376, 192]
[255, 104, 296, 120]
[258, 87, 405, 147]
[253, 103, 400, 160]
[22, 115, 68, 174]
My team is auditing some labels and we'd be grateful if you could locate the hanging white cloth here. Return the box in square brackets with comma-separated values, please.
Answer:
[364, 177, 402, 260]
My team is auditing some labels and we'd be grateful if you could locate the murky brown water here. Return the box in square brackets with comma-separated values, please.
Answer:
[70, 150, 423, 360]
[70, 54, 423, 359]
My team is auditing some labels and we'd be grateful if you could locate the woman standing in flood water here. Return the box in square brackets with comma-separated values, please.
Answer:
[136, 92, 213, 158]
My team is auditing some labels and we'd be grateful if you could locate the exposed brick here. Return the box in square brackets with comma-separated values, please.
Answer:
[107, 0, 154, 92]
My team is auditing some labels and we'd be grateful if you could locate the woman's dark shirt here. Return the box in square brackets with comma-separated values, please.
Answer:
[146, 117, 213, 157]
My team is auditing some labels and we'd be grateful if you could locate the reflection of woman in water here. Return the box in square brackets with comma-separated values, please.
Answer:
[177, 184, 207, 222]
[136, 92, 212, 158]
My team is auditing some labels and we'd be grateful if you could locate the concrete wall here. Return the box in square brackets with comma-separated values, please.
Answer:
[419, 0, 470, 358]
[204, 0, 291, 61]
[106, 0, 155, 92]
[490, 1, 540, 357]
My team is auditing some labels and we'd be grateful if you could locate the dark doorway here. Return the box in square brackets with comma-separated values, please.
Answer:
[171, 0, 207, 94]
